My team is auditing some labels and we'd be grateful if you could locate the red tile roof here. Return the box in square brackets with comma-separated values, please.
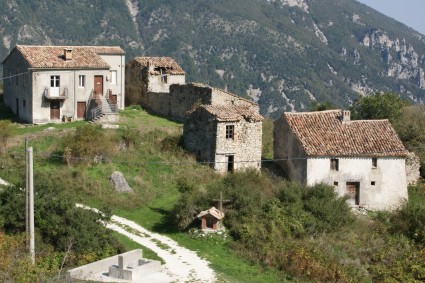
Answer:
[132, 57, 185, 75]
[281, 110, 408, 157]
[10, 45, 124, 69]
[197, 207, 224, 219]
[201, 104, 263, 122]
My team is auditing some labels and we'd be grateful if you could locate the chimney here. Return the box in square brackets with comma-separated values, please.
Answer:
[342, 110, 350, 122]
[64, 48, 73, 61]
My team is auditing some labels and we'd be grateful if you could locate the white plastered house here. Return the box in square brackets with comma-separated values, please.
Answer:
[2, 45, 125, 123]
[274, 110, 409, 210]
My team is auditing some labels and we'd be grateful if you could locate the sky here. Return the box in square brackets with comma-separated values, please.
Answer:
[356, 0, 425, 35]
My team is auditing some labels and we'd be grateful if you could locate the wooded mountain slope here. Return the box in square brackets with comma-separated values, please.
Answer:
[1, 0, 424, 117]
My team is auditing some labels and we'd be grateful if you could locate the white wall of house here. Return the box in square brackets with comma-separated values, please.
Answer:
[306, 157, 408, 210]
[31, 69, 110, 123]
[99, 54, 125, 109]
[147, 74, 185, 93]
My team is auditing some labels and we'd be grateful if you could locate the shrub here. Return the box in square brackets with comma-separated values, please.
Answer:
[0, 120, 15, 154]
[62, 124, 116, 165]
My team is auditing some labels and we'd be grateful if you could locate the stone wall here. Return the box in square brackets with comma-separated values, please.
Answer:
[184, 107, 262, 173]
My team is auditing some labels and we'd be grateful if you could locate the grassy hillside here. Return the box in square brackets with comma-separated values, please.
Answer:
[0, 101, 425, 281]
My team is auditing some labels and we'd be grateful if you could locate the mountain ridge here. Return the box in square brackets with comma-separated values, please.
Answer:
[0, 0, 424, 117]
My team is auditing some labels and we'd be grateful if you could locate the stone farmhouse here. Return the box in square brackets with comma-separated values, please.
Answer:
[184, 103, 263, 173]
[2, 45, 125, 124]
[125, 56, 186, 110]
[274, 109, 409, 210]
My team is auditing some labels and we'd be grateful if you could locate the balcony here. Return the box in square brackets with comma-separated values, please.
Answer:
[44, 87, 68, 100]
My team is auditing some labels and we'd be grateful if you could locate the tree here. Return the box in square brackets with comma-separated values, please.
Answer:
[350, 92, 409, 123]
[310, 101, 336, 111]
[0, 120, 15, 154]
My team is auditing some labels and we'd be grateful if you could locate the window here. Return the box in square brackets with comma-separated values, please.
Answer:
[372, 158, 377, 169]
[371, 181, 376, 186]
[23, 100, 26, 108]
[79, 75, 85, 88]
[50, 76, 60, 87]
[226, 125, 234, 139]
[334, 181, 339, 186]
[109, 70, 117, 84]
[161, 74, 168, 83]
[330, 159, 339, 171]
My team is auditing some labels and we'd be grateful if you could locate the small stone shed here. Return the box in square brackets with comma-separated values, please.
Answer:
[125, 56, 186, 107]
[184, 104, 263, 173]
[197, 207, 225, 231]
[274, 109, 409, 210]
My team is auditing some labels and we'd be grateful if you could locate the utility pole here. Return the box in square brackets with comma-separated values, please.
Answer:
[27, 147, 35, 264]
[25, 138, 29, 249]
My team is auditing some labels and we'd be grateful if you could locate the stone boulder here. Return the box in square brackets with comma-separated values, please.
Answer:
[406, 151, 420, 185]
[109, 171, 133, 193]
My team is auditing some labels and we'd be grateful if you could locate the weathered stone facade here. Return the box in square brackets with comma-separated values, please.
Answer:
[274, 110, 409, 210]
[184, 104, 263, 173]
[125, 57, 186, 108]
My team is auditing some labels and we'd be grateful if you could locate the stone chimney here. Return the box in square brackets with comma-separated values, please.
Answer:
[342, 110, 350, 122]
[64, 48, 73, 61]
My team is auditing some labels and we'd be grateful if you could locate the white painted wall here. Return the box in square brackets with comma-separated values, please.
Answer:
[306, 157, 408, 210]
[147, 74, 185, 93]
[99, 54, 126, 109]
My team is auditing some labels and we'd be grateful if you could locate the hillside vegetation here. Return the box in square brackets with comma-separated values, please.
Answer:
[0, 96, 425, 281]
[1, 0, 425, 117]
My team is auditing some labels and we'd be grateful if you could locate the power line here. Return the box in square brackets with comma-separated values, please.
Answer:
[0, 71, 30, 81]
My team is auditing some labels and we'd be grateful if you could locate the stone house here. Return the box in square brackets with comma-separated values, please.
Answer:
[2, 45, 125, 124]
[197, 207, 225, 232]
[125, 56, 186, 108]
[274, 109, 409, 210]
[184, 103, 263, 173]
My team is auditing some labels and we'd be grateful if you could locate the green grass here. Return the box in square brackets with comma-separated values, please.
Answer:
[0, 107, 287, 282]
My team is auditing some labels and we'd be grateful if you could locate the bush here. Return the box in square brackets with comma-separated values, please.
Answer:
[62, 124, 116, 165]
[0, 120, 15, 154]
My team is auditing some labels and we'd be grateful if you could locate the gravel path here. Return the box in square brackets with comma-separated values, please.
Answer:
[77, 204, 216, 283]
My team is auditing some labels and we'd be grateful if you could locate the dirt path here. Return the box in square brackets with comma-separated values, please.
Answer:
[77, 204, 216, 283]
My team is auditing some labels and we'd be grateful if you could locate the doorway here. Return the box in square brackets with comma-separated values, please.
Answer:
[346, 182, 360, 206]
[227, 155, 234, 172]
[77, 102, 86, 119]
[94, 76, 103, 96]
[50, 101, 60, 120]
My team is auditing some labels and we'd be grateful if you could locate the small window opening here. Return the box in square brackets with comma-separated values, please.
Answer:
[334, 181, 338, 186]
[226, 125, 234, 139]
[23, 100, 26, 108]
[371, 181, 376, 186]
[330, 159, 339, 171]
[372, 158, 377, 168]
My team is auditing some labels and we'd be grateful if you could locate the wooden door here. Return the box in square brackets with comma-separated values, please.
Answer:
[94, 76, 103, 96]
[346, 182, 360, 205]
[77, 102, 86, 119]
[50, 101, 60, 120]
[227, 155, 234, 172]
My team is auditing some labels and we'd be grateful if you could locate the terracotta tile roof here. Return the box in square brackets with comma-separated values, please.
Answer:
[10, 45, 124, 69]
[132, 56, 185, 75]
[197, 207, 224, 219]
[281, 110, 408, 157]
[201, 104, 263, 122]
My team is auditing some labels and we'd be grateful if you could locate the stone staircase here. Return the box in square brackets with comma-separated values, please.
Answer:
[88, 95, 119, 124]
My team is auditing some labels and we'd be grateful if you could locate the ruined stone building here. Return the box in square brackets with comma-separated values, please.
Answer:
[184, 103, 263, 173]
[274, 110, 409, 210]
[125, 56, 186, 108]
[2, 45, 125, 123]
